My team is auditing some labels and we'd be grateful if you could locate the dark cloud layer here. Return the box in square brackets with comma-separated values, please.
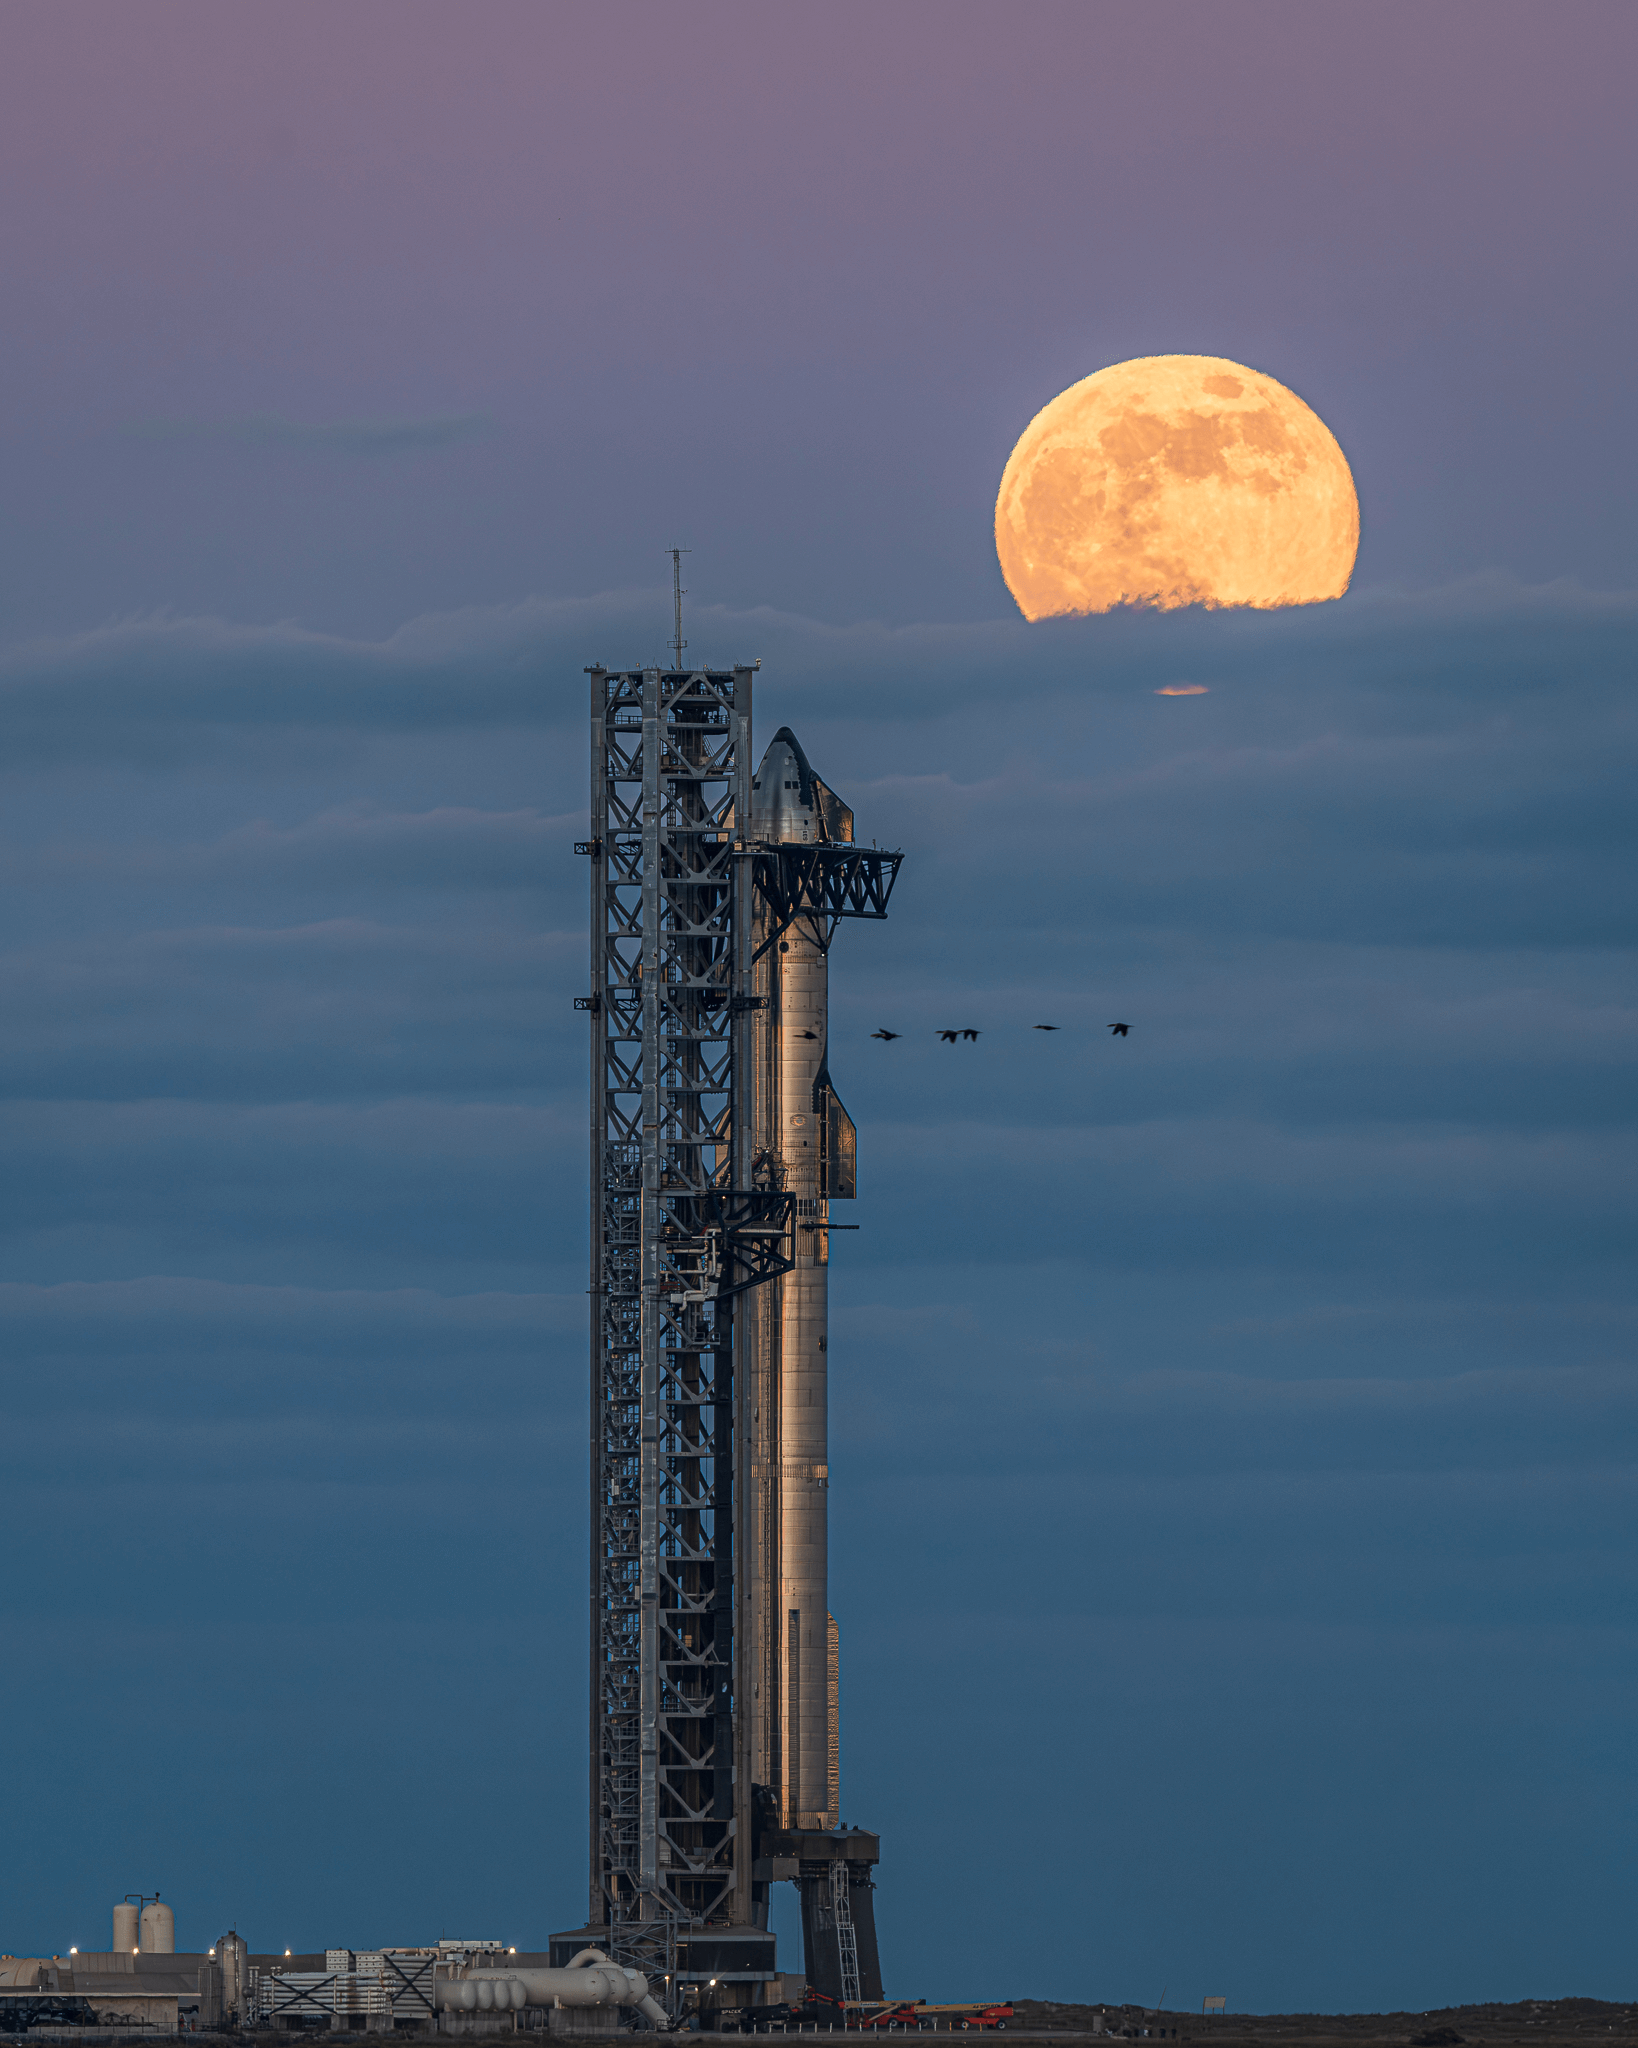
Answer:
[1, 582, 1633, 2008]
[2, 576, 1633, 745]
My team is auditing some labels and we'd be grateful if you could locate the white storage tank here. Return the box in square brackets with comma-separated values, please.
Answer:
[112, 1903, 139, 1953]
[139, 1900, 174, 1953]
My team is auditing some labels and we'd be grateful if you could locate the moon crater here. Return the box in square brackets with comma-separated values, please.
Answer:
[995, 355, 1358, 620]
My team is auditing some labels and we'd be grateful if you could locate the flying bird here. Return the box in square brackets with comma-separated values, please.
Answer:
[798, 1030, 818, 1040]
[870, 1029, 900, 1041]
[1033, 1024, 1059, 1031]
[1108, 1022, 1130, 1037]
[936, 1028, 980, 1042]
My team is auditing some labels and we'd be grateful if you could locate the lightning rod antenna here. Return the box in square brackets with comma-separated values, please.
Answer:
[667, 546, 690, 672]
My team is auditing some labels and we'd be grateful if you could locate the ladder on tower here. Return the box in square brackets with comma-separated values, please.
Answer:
[830, 1858, 861, 2006]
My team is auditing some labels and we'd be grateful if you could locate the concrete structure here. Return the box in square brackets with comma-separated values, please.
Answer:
[572, 658, 900, 2015]
[0, 1898, 232, 2032]
[0, 1947, 220, 2034]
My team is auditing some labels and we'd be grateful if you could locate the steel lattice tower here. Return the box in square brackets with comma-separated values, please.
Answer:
[578, 658, 900, 2008]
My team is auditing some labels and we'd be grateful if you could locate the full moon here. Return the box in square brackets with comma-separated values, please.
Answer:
[995, 355, 1358, 619]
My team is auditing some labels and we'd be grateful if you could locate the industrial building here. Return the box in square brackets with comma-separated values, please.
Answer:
[0, 1907, 676, 2034]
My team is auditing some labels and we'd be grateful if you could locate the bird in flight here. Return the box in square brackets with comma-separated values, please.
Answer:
[798, 1030, 818, 1040]
[1108, 1022, 1130, 1037]
[1033, 1024, 1059, 1031]
[870, 1028, 900, 1041]
[937, 1029, 980, 1042]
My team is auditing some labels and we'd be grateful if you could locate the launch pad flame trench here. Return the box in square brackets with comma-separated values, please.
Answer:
[568, 661, 901, 2017]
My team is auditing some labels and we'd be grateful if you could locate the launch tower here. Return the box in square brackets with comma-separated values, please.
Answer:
[569, 657, 899, 2015]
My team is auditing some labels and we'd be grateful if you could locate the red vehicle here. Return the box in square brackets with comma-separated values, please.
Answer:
[910, 2004, 1013, 2031]
[792, 1996, 1013, 2033]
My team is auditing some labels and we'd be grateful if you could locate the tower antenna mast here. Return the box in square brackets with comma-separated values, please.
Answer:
[667, 546, 690, 671]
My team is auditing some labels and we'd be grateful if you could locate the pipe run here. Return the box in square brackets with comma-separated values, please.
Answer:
[434, 1950, 669, 2030]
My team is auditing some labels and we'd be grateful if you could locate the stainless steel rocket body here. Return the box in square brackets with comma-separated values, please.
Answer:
[750, 736, 835, 1830]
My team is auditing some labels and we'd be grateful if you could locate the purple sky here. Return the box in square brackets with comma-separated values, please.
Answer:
[1, 2, 1634, 632]
[2, 2, 1636, 2016]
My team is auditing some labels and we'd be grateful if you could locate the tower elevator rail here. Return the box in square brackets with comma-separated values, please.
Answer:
[587, 664, 766, 1941]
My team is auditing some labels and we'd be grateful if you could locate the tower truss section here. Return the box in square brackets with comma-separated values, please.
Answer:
[581, 663, 902, 2007]
[585, 664, 791, 1953]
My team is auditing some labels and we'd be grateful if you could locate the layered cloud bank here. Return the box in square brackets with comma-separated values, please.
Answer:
[3, 574, 1634, 743]
[2, 581, 1633, 2002]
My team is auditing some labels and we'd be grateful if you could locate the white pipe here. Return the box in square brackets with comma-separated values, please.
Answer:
[443, 1963, 668, 2023]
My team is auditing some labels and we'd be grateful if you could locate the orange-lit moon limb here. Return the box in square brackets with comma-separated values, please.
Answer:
[995, 355, 1358, 620]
